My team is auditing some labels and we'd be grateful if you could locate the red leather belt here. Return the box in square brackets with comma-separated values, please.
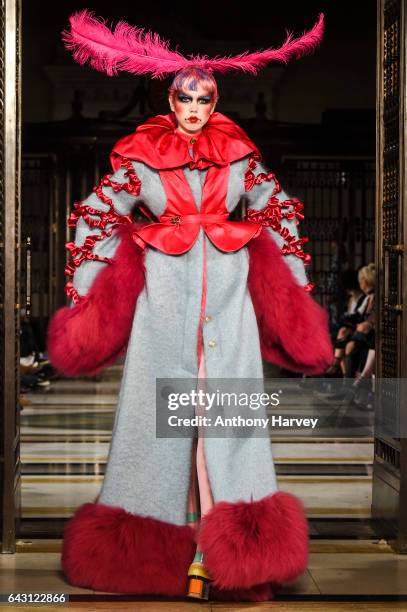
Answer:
[159, 213, 229, 225]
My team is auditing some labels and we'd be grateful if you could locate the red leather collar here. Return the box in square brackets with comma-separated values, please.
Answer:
[110, 112, 259, 171]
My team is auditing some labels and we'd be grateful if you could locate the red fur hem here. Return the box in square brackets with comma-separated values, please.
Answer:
[198, 491, 309, 589]
[248, 230, 333, 374]
[47, 225, 145, 377]
[62, 501, 277, 601]
[62, 502, 195, 596]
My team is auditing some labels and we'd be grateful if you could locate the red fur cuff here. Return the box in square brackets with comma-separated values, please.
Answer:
[61, 501, 277, 601]
[248, 230, 333, 374]
[47, 225, 145, 377]
[198, 491, 309, 589]
[62, 502, 195, 596]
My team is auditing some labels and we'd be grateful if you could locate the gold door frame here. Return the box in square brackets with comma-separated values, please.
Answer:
[374, 0, 407, 551]
[0, 0, 21, 553]
[1, 0, 407, 552]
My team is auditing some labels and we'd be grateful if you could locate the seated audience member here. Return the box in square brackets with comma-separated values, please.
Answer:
[329, 263, 375, 400]
[20, 309, 52, 391]
[326, 269, 366, 377]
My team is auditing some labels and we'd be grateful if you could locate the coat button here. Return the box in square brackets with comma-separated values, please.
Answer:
[205, 315, 212, 323]
[208, 339, 217, 348]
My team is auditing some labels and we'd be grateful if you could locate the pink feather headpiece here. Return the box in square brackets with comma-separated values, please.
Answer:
[63, 10, 325, 79]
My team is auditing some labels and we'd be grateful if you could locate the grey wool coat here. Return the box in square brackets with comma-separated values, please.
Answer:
[71, 155, 309, 526]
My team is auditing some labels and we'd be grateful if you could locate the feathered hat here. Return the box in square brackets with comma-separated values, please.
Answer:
[62, 10, 324, 79]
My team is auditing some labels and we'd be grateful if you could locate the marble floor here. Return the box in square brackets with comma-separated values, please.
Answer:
[10, 364, 406, 603]
[1, 540, 407, 608]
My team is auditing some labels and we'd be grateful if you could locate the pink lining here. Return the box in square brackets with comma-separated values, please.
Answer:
[186, 235, 214, 527]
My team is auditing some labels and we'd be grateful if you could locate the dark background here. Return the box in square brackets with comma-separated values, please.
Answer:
[23, 0, 376, 124]
[21, 1, 377, 326]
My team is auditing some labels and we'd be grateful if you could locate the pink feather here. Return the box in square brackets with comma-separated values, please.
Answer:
[63, 10, 324, 78]
[194, 13, 325, 74]
[62, 9, 189, 78]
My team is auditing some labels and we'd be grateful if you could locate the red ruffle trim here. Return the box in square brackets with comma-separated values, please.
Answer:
[64, 158, 141, 304]
[244, 153, 314, 292]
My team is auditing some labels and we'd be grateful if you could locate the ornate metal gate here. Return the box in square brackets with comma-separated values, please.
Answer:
[374, 0, 407, 550]
[281, 157, 375, 306]
[0, 0, 21, 553]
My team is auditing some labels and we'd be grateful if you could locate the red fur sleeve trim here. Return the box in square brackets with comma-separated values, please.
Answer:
[48, 225, 145, 376]
[248, 229, 333, 374]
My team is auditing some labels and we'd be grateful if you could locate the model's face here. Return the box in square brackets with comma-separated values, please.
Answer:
[169, 84, 216, 136]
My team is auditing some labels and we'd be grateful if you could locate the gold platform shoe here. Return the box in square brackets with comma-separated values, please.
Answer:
[186, 558, 212, 600]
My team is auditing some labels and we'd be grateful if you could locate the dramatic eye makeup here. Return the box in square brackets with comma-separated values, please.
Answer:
[177, 94, 192, 103]
[176, 93, 212, 104]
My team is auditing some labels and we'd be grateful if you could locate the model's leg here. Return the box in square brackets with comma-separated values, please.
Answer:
[186, 437, 200, 529]
[187, 352, 214, 600]
[196, 354, 214, 516]
[186, 353, 213, 530]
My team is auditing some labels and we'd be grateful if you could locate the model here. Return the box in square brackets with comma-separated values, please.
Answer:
[48, 10, 332, 602]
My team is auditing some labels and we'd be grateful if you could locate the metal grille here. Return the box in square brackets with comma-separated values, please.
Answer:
[15, 0, 21, 502]
[381, 0, 401, 378]
[375, 437, 400, 470]
[0, 0, 6, 542]
[0, 0, 21, 552]
[281, 157, 375, 306]
[21, 155, 56, 321]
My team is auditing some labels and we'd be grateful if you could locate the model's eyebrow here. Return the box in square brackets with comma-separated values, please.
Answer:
[177, 92, 212, 101]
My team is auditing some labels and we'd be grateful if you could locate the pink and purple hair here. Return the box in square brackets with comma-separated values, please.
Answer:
[168, 67, 219, 102]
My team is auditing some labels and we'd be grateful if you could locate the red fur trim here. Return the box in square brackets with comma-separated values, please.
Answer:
[198, 491, 309, 590]
[47, 225, 145, 376]
[62, 501, 277, 600]
[62, 502, 196, 595]
[248, 229, 333, 374]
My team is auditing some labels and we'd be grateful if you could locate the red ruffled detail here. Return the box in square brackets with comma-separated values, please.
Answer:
[64, 157, 141, 304]
[245, 153, 314, 289]
[304, 281, 315, 292]
[110, 112, 259, 171]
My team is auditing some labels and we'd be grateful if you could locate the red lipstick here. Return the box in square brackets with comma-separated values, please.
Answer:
[187, 117, 199, 123]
